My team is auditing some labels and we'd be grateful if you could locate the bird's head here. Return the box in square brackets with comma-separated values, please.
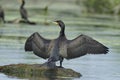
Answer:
[54, 20, 65, 36]
[54, 20, 65, 29]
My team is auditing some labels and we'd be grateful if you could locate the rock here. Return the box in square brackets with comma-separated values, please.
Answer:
[0, 64, 81, 79]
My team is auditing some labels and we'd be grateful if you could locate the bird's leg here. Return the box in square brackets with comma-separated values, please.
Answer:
[58, 57, 64, 68]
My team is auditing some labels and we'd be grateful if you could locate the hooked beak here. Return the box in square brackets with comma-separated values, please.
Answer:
[52, 21, 58, 25]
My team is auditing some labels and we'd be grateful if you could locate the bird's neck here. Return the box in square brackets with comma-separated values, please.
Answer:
[20, 1, 25, 8]
[59, 27, 65, 37]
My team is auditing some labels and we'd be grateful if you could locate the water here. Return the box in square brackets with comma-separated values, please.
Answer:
[0, 0, 120, 79]
[0, 22, 120, 80]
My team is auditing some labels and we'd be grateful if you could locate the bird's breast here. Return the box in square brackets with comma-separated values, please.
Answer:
[58, 41, 67, 58]
[47, 39, 67, 59]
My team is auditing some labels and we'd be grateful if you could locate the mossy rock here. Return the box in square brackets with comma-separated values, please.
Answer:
[0, 64, 81, 79]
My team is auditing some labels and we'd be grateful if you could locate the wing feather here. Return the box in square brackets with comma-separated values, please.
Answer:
[24, 32, 51, 59]
[67, 34, 109, 59]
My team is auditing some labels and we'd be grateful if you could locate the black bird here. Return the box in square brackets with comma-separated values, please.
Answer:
[19, 0, 36, 25]
[25, 20, 109, 68]
[20, 0, 29, 22]
[0, 6, 5, 23]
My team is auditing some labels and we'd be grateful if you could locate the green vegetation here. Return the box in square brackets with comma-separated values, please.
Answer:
[83, 0, 120, 14]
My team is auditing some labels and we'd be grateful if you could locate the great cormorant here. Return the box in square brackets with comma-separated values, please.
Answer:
[20, 0, 29, 22]
[19, 0, 36, 25]
[0, 6, 5, 23]
[25, 20, 109, 68]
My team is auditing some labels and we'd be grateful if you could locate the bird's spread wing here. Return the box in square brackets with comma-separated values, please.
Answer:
[25, 32, 51, 59]
[66, 34, 109, 59]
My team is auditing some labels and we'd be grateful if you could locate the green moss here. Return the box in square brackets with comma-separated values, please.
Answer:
[0, 64, 81, 79]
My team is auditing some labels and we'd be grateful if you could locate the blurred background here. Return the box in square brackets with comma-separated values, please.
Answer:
[0, 0, 120, 80]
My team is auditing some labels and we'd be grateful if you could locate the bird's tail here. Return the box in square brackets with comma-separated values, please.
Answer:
[40, 60, 56, 69]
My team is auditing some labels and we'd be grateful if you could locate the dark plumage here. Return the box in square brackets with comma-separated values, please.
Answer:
[25, 20, 109, 68]
[20, 0, 28, 22]
[19, 0, 36, 25]
[0, 6, 5, 23]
